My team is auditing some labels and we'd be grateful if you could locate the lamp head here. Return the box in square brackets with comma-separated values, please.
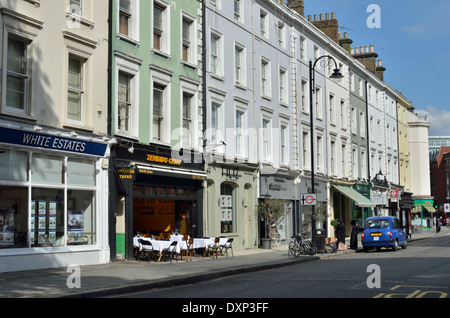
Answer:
[330, 68, 344, 80]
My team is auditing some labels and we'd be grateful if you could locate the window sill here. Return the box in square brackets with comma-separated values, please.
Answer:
[181, 60, 198, 70]
[210, 74, 224, 82]
[1, 110, 37, 122]
[116, 33, 140, 47]
[63, 123, 94, 133]
[151, 49, 171, 60]
[65, 13, 95, 29]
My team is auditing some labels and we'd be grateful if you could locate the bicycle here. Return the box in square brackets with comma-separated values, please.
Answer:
[288, 232, 317, 256]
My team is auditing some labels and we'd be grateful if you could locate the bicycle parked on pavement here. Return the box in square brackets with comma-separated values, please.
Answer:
[288, 232, 317, 256]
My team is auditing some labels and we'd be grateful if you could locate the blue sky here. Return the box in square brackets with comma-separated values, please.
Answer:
[305, 0, 450, 136]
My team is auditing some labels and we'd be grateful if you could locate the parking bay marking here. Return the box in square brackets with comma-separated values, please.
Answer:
[374, 285, 447, 298]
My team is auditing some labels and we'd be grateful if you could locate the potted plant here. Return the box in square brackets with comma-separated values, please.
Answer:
[258, 199, 285, 249]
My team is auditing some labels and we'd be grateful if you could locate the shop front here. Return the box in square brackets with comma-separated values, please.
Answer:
[259, 173, 298, 245]
[0, 124, 110, 273]
[205, 162, 258, 251]
[298, 176, 329, 237]
[110, 142, 205, 261]
[331, 181, 375, 237]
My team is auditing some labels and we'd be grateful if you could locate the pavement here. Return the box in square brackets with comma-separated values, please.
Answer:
[0, 226, 448, 298]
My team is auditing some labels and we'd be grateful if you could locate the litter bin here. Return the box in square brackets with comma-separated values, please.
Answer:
[315, 228, 325, 254]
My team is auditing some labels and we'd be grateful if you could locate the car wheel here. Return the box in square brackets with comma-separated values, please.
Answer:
[363, 246, 369, 253]
[392, 239, 398, 251]
[402, 240, 407, 249]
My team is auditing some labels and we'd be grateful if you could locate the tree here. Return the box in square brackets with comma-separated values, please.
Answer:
[258, 199, 285, 239]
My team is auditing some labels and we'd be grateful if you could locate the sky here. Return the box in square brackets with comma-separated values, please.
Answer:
[304, 0, 450, 136]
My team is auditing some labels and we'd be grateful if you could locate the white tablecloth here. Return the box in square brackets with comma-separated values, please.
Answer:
[134, 237, 180, 254]
[135, 236, 228, 254]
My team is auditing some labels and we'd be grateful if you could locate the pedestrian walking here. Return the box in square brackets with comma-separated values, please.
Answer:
[436, 217, 442, 233]
[427, 217, 431, 230]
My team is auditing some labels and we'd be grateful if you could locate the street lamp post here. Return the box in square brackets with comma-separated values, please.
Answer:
[309, 55, 343, 244]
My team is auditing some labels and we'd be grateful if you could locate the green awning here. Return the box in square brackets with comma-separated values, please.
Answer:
[332, 185, 376, 208]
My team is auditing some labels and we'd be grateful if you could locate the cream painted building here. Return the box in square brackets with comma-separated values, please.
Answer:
[397, 94, 413, 193]
[0, 0, 111, 272]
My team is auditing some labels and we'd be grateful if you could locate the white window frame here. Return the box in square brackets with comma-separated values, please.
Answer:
[233, 0, 243, 22]
[261, 57, 271, 98]
[115, 55, 140, 138]
[316, 134, 324, 173]
[277, 22, 285, 49]
[315, 86, 322, 119]
[234, 42, 246, 87]
[150, 70, 171, 145]
[66, 54, 86, 126]
[235, 102, 247, 159]
[302, 129, 310, 170]
[300, 36, 306, 61]
[3, 33, 32, 116]
[260, 10, 268, 38]
[209, 93, 225, 154]
[279, 66, 288, 105]
[210, 30, 223, 78]
[261, 114, 272, 163]
[330, 139, 336, 176]
[152, 0, 170, 56]
[351, 106, 357, 134]
[360, 110, 366, 138]
[180, 80, 199, 150]
[280, 122, 289, 166]
[117, 0, 140, 43]
[181, 12, 197, 66]
[329, 94, 336, 125]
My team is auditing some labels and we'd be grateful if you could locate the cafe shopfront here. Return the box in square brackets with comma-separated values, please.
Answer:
[110, 142, 205, 261]
[0, 124, 110, 273]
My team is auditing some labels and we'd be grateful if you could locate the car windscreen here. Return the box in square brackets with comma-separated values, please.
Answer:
[365, 219, 390, 229]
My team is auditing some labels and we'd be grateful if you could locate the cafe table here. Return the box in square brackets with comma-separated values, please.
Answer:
[134, 236, 181, 261]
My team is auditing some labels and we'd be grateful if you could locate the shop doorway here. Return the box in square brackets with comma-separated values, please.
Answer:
[133, 198, 194, 236]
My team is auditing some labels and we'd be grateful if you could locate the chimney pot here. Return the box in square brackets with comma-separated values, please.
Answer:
[344, 32, 348, 38]
[314, 14, 318, 21]
[325, 13, 329, 20]
[370, 44, 374, 53]
[320, 14, 323, 20]
[331, 12, 335, 19]
[308, 15, 312, 21]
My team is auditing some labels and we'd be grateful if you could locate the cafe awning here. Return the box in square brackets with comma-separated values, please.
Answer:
[332, 185, 376, 208]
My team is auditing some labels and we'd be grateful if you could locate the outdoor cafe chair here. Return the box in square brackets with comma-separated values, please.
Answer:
[181, 238, 194, 262]
[208, 237, 220, 259]
[161, 241, 178, 263]
[138, 239, 158, 262]
[219, 238, 234, 257]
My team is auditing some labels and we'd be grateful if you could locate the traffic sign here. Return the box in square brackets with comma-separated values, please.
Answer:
[301, 193, 317, 206]
[445, 203, 450, 213]
[390, 190, 398, 197]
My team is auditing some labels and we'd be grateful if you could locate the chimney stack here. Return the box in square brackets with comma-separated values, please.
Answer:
[309, 11, 339, 44]
[287, 0, 305, 17]
[351, 44, 386, 81]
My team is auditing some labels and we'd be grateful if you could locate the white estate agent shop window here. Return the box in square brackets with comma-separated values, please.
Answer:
[0, 128, 105, 249]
